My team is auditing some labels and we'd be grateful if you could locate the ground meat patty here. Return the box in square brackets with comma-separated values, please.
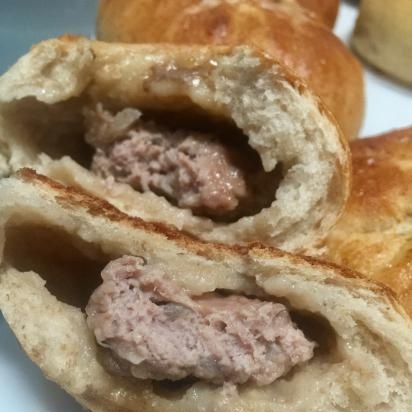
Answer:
[86, 256, 315, 385]
[85, 105, 280, 220]
[91, 130, 249, 214]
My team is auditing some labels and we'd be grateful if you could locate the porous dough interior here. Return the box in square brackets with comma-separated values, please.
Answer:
[0, 44, 345, 251]
[1, 216, 409, 412]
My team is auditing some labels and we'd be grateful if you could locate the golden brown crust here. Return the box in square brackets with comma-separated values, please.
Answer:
[0, 37, 350, 252]
[346, 128, 412, 220]
[296, 0, 339, 27]
[325, 127, 412, 315]
[1, 169, 412, 412]
[97, 0, 364, 140]
[10, 168, 404, 314]
[16, 169, 245, 261]
[16, 168, 388, 295]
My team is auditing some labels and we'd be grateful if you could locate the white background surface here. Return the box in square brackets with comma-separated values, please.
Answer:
[0, 1, 411, 411]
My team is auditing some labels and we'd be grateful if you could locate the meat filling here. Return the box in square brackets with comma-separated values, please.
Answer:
[86, 256, 315, 385]
[85, 105, 280, 220]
